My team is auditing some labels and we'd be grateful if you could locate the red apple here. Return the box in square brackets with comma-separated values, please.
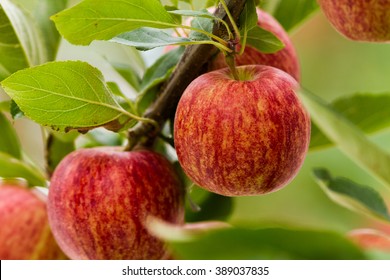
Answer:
[0, 180, 67, 259]
[348, 229, 390, 252]
[174, 65, 310, 197]
[47, 147, 184, 259]
[209, 9, 301, 81]
[318, 0, 390, 42]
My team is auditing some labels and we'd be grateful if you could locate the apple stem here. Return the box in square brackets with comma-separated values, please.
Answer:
[125, 0, 247, 150]
[225, 54, 240, 81]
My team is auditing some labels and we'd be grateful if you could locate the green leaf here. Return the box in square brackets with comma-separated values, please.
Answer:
[0, 3, 28, 80]
[0, 0, 48, 70]
[189, 14, 213, 41]
[239, 0, 258, 35]
[136, 47, 184, 114]
[166, 226, 366, 260]
[273, 0, 320, 32]
[112, 28, 191, 51]
[0, 112, 22, 159]
[246, 25, 285, 53]
[0, 151, 47, 187]
[140, 46, 185, 92]
[313, 169, 390, 222]
[12, 0, 68, 61]
[310, 92, 390, 150]
[106, 81, 138, 130]
[164, 5, 182, 24]
[10, 100, 24, 119]
[52, 0, 177, 45]
[111, 63, 141, 91]
[46, 134, 75, 174]
[28, 0, 67, 61]
[1, 61, 133, 133]
[300, 88, 390, 190]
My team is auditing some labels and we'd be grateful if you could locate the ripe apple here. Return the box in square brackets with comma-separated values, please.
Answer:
[209, 9, 300, 81]
[0, 180, 67, 259]
[174, 65, 310, 197]
[47, 147, 184, 259]
[318, 0, 390, 42]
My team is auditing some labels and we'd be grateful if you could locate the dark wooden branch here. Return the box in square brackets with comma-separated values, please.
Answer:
[127, 0, 247, 150]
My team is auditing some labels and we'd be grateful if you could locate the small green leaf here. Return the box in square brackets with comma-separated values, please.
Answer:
[112, 28, 191, 51]
[313, 169, 390, 222]
[1, 0, 48, 68]
[52, 0, 177, 45]
[165, 226, 366, 260]
[136, 87, 159, 116]
[1, 61, 132, 133]
[0, 112, 22, 159]
[46, 134, 75, 174]
[164, 6, 182, 24]
[13, 0, 68, 61]
[136, 47, 184, 114]
[140, 46, 185, 92]
[273, 0, 319, 32]
[310, 92, 390, 150]
[107, 81, 138, 130]
[246, 25, 285, 53]
[189, 14, 213, 41]
[10, 100, 24, 119]
[0, 151, 47, 187]
[0, 3, 28, 79]
[111, 63, 141, 91]
[300, 88, 390, 190]
[239, 0, 258, 35]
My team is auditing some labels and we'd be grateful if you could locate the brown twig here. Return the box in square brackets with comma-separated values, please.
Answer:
[126, 0, 247, 150]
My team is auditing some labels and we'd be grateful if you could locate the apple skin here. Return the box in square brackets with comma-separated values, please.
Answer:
[174, 65, 310, 197]
[0, 182, 67, 259]
[47, 147, 185, 260]
[318, 0, 390, 42]
[209, 9, 300, 81]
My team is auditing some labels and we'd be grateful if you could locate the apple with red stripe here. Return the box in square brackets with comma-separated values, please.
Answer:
[0, 179, 67, 259]
[47, 147, 184, 259]
[318, 0, 390, 42]
[174, 65, 310, 197]
[209, 9, 300, 81]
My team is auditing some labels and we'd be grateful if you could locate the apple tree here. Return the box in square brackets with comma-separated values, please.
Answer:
[1, 0, 390, 259]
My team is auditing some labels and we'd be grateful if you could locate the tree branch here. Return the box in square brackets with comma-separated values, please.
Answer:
[126, 0, 247, 150]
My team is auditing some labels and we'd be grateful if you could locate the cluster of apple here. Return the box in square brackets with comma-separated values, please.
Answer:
[5, 0, 389, 259]
[1, 7, 309, 259]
